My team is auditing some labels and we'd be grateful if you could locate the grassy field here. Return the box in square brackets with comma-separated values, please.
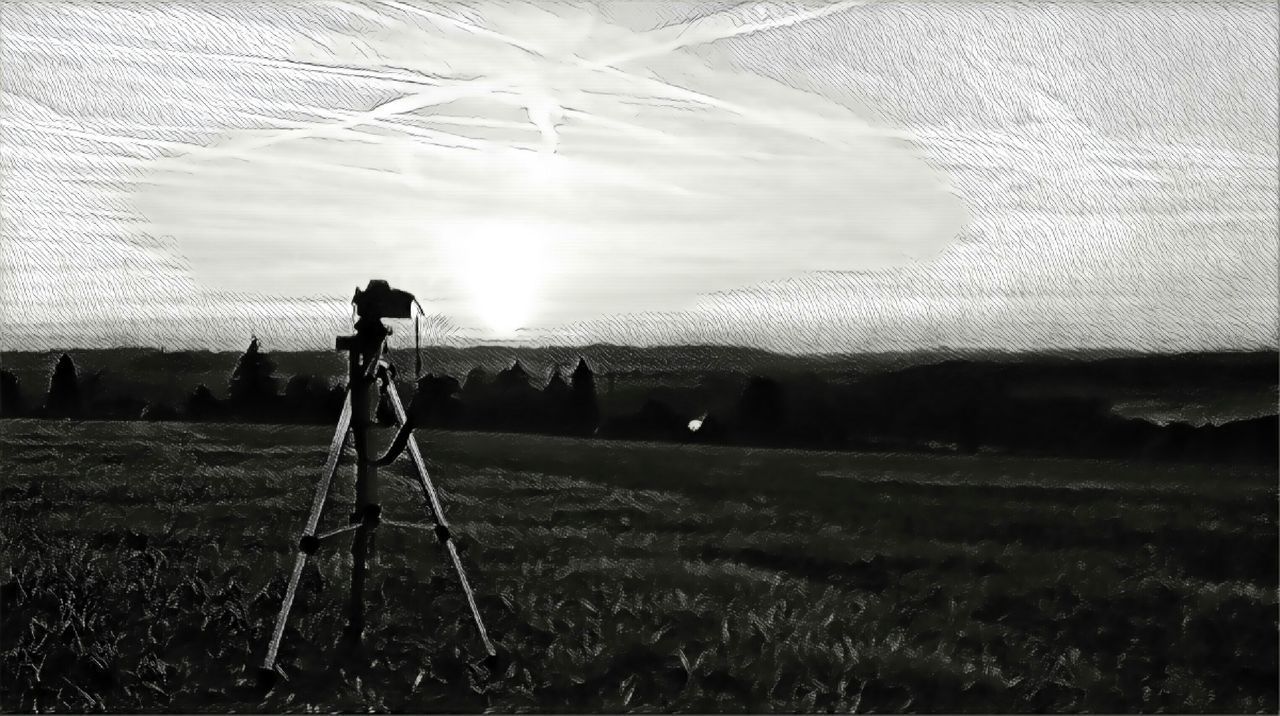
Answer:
[1, 418, 1276, 713]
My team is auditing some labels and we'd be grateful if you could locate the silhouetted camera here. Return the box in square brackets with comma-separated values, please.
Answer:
[352, 280, 416, 320]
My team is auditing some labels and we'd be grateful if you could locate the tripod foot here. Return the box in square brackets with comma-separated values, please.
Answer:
[483, 652, 503, 674]
[256, 665, 279, 692]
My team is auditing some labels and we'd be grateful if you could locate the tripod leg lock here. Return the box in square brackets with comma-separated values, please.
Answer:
[349, 504, 382, 527]
[434, 524, 451, 544]
[299, 535, 321, 555]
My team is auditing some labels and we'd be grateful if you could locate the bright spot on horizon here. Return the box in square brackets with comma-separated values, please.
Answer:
[688, 417, 704, 433]
[455, 219, 551, 337]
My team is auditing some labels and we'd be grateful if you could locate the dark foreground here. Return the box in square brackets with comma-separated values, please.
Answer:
[1, 419, 1276, 713]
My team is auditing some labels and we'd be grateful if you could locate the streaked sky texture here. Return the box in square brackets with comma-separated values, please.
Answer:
[2, 1, 1276, 352]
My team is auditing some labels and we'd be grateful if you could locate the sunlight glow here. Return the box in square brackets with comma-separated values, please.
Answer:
[454, 220, 552, 337]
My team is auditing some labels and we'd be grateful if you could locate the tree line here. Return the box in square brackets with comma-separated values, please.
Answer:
[1, 339, 1275, 464]
[0, 338, 604, 433]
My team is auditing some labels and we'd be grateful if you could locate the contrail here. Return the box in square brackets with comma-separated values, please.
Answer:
[0, 119, 455, 190]
[226, 94, 539, 135]
[188, 82, 514, 157]
[414, 1, 903, 146]
[2, 31, 446, 89]
[525, 96, 562, 153]
[576, 59, 910, 146]
[19, 0, 904, 172]
[236, 109, 542, 154]
[592, 0, 874, 66]
[378, 0, 550, 59]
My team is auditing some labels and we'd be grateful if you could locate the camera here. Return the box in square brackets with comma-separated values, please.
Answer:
[352, 280, 416, 320]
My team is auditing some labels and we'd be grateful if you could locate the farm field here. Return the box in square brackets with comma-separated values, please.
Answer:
[1, 419, 1276, 713]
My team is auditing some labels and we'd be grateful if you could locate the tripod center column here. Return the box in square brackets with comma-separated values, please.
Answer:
[352, 360, 378, 512]
[343, 315, 387, 643]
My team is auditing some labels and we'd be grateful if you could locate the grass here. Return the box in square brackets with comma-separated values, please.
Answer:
[1, 418, 1276, 713]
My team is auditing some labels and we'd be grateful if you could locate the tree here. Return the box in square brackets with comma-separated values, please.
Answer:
[493, 360, 539, 430]
[462, 367, 490, 397]
[542, 366, 572, 433]
[599, 396, 686, 443]
[283, 374, 312, 405]
[786, 373, 846, 449]
[227, 336, 280, 419]
[283, 374, 332, 424]
[736, 376, 785, 444]
[1, 370, 24, 417]
[406, 374, 464, 428]
[460, 367, 494, 429]
[80, 370, 105, 417]
[631, 398, 683, 441]
[324, 381, 348, 423]
[545, 366, 570, 398]
[494, 360, 532, 392]
[45, 353, 81, 418]
[186, 384, 224, 422]
[570, 357, 600, 435]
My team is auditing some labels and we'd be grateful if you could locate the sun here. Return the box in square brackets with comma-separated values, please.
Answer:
[454, 220, 551, 338]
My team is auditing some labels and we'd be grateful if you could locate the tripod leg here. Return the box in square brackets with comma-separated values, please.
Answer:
[343, 345, 382, 644]
[381, 378, 496, 657]
[345, 523, 369, 642]
[259, 394, 353, 682]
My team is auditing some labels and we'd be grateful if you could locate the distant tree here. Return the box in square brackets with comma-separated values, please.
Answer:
[545, 365, 570, 398]
[405, 374, 464, 428]
[283, 374, 312, 405]
[601, 397, 683, 442]
[542, 365, 572, 433]
[459, 367, 494, 429]
[45, 353, 81, 418]
[283, 374, 334, 424]
[633, 398, 683, 441]
[570, 357, 600, 435]
[462, 367, 490, 397]
[736, 376, 785, 444]
[80, 369, 105, 416]
[325, 381, 348, 422]
[786, 374, 847, 449]
[492, 360, 540, 430]
[227, 336, 280, 419]
[186, 384, 224, 422]
[0, 370, 24, 417]
[494, 360, 532, 392]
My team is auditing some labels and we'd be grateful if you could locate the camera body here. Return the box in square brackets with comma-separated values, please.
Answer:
[352, 280, 416, 320]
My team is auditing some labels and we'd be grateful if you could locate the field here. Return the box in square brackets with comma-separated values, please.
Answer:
[2, 419, 1276, 713]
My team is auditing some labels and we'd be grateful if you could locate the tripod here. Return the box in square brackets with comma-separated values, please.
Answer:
[258, 307, 494, 686]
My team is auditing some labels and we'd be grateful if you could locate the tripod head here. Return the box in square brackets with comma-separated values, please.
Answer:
[338, 280, 420, 359]
[352, 279, 416, 321]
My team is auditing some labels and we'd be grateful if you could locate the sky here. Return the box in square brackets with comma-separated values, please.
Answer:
[1, 0, 1277, 353]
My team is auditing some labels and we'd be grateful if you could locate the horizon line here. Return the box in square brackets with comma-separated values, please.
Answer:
[5, 342, 1277, 359]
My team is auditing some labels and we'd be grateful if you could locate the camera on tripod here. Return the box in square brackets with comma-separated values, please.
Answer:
[340, 280, 418, 353]
[352, 280, 416, 321]
[263, 279, 494, 686]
